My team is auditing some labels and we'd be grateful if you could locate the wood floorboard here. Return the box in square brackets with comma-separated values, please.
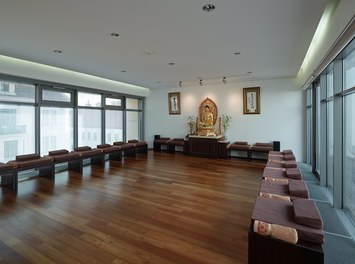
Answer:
[0, 151, 264, 264]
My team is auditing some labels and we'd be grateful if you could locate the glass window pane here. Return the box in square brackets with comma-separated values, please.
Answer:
[344, 92, 355, 224]
[40, 107, 74, 155]
[105, 110, 123, 144]
[327, 101, 334, 195]
[327, 69, 334, 97]
[0, 104, 35, 162]
[78, 109, 102, 147]
[78, 92, 102, 107]
[126, 111, 139, 141]
[105, 97, 122, 107]
[316, 84, 321, 174]
[126, 98, 139, 109]
[344, 48, 355, 90]
[42, 89, 71, 103]
[0, 81, 35, 103]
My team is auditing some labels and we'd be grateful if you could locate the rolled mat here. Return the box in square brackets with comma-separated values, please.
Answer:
[254, 220, 298, 244]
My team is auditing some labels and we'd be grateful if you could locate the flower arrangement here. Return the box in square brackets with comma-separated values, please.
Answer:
[187, 116, 196, 135]
[221, 114, 232, 139]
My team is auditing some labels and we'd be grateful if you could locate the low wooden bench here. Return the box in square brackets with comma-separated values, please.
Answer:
[167, 138, 185, 152]
[73, 146, 105, 166]
[153, 137, 171, 151]
[227, 141, 251, 160]
[128, 140, 148, 154]
[250, 142, 274, 160]
[7, 154, 55, 191]
[0, 162, 17, 191]
[46, 149, 82, 173]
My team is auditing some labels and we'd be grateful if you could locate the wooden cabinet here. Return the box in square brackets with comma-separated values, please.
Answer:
[187, 135, 222, 159]
[218, 141, 230, 159]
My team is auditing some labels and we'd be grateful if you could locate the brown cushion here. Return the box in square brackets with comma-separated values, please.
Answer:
[48, 149, 69, 156]
[128, 139, 139, 143]
[284, 160, 297, 168]
[293, 199, 323, 229]
[113, 141, 126, 146]
[288, 180, 309, 198]
[50, 152, 81, 162]
[283, 154, 296, 161]
[172, 138, 184, 141]
[233, 141, 248, 145]
[286, 168, 302, 180]
[283, 149, 293, 154]
[16, 153, 41, 161]
[75, 146, 92, 151]
[97, 144, 111, 149]
[255, 142, 272, 147]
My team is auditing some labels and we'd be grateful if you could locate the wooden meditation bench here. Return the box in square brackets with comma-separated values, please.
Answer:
[46, 149, 84, 174]
[7, 154, 55, 191]
[250, 142, 274, 159]
[227, 141, 251, 160]
[167, 138, 185, 152]
[153, 137, 171, 151]
[0, 162, 17, 191]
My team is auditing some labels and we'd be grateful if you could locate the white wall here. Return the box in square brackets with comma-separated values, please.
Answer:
[146, 77, 305, 161]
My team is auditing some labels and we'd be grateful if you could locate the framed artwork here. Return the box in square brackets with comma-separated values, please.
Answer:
[168, 92, 181, 114]
[243, 87, 260, 114]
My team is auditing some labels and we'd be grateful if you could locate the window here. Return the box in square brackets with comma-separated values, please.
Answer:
[78, 92, 102, 107]
[40, 107, 74, 155]
[0, 82, 9, 93]
[0, 104, 35, 162]
[326, 69, 334, 196]
[105, 110, 123, 144]
[4, 140, 18, 160]
[315, 83, 321, 174]
[126, 111, 139, 141]
[0, 81, 35, 103]
[42, 89, 72, 103]
[105, 97, 122, 107]
[343, 46, 355, 224]
[78, 108, 102, 147]
[126, 98, 140, 110]
[306, 87, 312, 164]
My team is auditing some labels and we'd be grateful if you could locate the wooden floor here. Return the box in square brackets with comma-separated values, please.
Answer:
[0, 151, 265, 264]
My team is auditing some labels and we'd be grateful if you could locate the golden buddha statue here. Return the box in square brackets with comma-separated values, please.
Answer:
[197, 98, 218, 136]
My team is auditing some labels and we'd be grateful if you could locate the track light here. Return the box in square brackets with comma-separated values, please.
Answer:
[179, 81, 182, 87]
[199, 79, 203, 86]
[223, 77, 227, 84]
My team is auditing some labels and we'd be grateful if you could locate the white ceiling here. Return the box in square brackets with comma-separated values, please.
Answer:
[0, 0, 327, 89]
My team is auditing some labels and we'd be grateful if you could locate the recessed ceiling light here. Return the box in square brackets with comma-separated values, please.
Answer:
[168, 62, 175, 65]
[202, 4, 215, 12]
[53, 50, 62, 53]
[247, 71, 253, 74]
[110, 33, 120, 37]
[144, 51, 155, 55]
[234, 52, 241, 55]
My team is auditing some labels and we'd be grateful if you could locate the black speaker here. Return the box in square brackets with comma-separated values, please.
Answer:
[273, 141, 280, 151]
[154, 135, 160, 140]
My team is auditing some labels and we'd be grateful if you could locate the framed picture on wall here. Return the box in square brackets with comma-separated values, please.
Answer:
[168, 92, 181, 114]
[243, 87, 260, 114]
